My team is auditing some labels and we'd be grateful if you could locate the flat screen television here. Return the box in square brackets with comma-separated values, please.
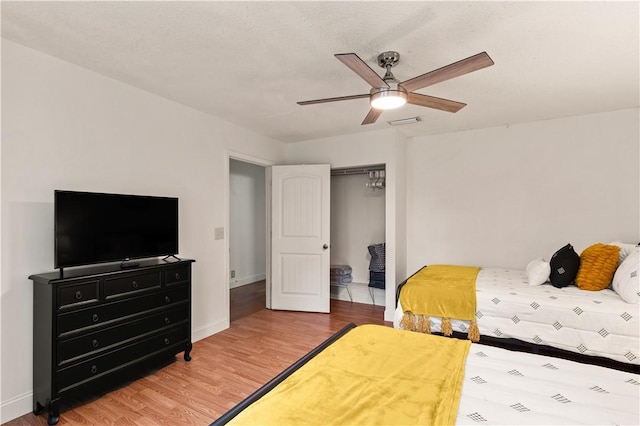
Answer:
[55, 190, 178, 269]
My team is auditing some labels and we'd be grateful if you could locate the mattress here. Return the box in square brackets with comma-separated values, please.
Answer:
[458, 342, 639, 425]
[394, 268, 640, 365]
[212, 324, 640, 425]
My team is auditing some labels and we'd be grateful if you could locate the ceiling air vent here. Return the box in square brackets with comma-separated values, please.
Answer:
[388, 116, 422, 126]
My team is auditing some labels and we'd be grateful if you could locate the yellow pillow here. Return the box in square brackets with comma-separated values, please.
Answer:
[575, 243, 620, 291]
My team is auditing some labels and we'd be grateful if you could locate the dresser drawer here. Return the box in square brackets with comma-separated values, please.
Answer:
[57, 280, 100, 310]
[58, 304, 189, 365]
[104, 271, 161, 298]
[58, 285, 189, 336]
[165, 265, 190, 285]
[57, 325, 189, 392]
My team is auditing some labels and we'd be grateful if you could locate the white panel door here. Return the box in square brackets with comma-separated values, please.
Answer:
[271, 164, 330, 313]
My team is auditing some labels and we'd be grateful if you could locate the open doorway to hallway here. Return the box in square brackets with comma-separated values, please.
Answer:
[229, 158, 267, 322]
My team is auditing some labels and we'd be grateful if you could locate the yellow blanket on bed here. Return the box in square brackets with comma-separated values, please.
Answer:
[399, 265, 480, 341]
[228, 325, 470, 426]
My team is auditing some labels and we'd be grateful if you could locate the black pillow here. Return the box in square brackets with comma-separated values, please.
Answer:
[368, 243, 386, 272]
[549, 243, 581, 288]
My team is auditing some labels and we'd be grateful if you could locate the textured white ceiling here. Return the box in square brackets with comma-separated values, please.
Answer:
[2, 1, 638, 143]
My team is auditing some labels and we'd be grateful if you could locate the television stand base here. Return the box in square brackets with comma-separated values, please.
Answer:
[120, 260, 140, 269]
[162, 254, 181, 262]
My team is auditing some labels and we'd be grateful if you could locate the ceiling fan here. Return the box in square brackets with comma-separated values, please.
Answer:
[297, 51, 494, 125]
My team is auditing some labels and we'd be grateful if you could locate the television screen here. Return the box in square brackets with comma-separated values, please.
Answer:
[55, 190, 178, 268]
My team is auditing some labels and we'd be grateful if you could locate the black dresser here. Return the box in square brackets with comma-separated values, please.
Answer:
[30, 258, 194, 425]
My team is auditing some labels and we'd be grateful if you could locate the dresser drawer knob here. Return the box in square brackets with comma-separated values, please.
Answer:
[175, 273, 181, 280]
[90, 365, 98, 374]
[164, 338, 170, 345]
[165, 296, 171, 303]
[75, 291, 83, 300]
[132, 280, 139, 289]
[164, 317, 171, 324]
[92, 339, 99, 348]
[92, 313, 99, 323]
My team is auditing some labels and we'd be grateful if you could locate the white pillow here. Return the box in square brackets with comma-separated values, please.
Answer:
[612, 247, 639, 304]
[526, 257, 550, 286]
[608, 241, 639, 266]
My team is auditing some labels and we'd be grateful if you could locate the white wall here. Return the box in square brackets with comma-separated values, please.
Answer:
[285, 129, 408, 321]
[330, 173, 385, 284]
[229, 159, 266, 288]
[406, 108, 640, 273]
[392, 130, 408, 286]
[0, 36, 3, 426]
[0, 40, 284, 422]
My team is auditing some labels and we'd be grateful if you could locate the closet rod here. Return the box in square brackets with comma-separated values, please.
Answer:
[331, 164, 385, 177]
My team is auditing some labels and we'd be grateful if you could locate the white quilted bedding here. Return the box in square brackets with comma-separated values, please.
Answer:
[456, 343, 640, 425]
[394, 268, 640, 365]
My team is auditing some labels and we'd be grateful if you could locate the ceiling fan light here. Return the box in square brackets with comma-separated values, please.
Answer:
[370, 88, 407, 110]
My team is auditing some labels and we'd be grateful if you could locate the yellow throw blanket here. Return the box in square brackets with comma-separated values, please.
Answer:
[229, 325, 470, 426]
[399, 265, 480, 341]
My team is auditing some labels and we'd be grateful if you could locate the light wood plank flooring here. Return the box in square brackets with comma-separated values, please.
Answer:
[6, 299, 389, 425]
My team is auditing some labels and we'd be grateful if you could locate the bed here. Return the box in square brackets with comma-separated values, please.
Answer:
[394, 266, 639, 371]
[211, 323, 640, 425]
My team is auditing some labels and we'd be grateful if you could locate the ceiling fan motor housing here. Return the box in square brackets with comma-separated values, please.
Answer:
[370, 51, 407, 109]
[370, 83, 407, 110]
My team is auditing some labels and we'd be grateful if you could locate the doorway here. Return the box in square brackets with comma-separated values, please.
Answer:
[227, 157, 390, 321]
[229, 158, 268, 322]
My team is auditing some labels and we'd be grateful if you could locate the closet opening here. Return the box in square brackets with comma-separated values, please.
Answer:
[330, 164, 386, 306]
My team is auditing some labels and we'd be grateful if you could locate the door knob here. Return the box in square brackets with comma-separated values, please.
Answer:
[323, 244, 329, 250]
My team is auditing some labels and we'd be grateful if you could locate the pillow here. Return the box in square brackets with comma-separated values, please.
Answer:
[367, 243, 385, 272]
[575, 243, 620, 291]
[608, 241, 639, 266]
[549, 244, 580, 288]
[612, 247, 639, 304]
[525, 258, 550, 286]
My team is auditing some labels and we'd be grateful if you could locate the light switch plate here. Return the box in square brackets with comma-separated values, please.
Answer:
[214, 227, 224, 240]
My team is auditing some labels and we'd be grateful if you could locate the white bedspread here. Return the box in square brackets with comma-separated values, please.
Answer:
[456, 343, 640, 425]
[394, 268, 640, 365]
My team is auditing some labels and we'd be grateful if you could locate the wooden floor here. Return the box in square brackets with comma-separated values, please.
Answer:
[7, 299, 389, 425]
[229, 280, 265, 322]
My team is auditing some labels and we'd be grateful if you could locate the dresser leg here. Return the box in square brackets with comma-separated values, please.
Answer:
[184, 342, 193, 361]
[47, 399, 60, 425]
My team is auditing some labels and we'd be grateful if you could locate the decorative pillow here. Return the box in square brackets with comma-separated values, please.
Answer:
[549, 244, 580, 288]
[608, 241, 639, 266]
[575, 243, 620, 291]
[525, 258, 550, 286]
[612, 247, 639, 304]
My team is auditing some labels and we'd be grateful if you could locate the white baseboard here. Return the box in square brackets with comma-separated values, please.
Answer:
[1, 391, 32, 424]
[229, 273, 266, 289]
[192, 317, 228, 343]
[384, 307, 395, 323]
[330, 282, 385, 306]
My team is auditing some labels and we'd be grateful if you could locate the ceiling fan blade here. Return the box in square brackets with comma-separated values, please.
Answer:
[297, 94, 369, 106]
[407, 92, 466, 113]
[361, 108, 383, 125]
[400, 52, 494, 92]
[335, 53, 389, 89]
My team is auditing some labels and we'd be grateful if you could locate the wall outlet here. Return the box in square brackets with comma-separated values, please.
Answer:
[230, 270, 235, 278]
